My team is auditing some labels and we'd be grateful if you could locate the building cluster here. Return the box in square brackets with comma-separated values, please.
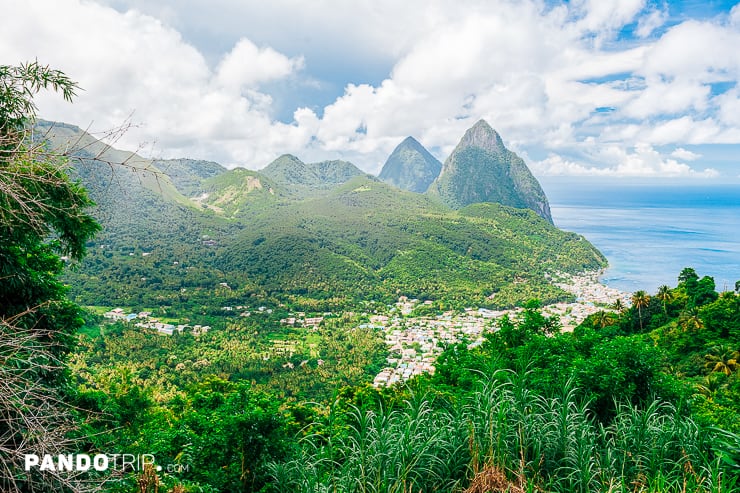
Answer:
[372, 308, 496, 387]
[280, 313, 324, 328]
[547, 271, 632, 330]
[373, 273, 631, 387]
[102, 308, 210, 336]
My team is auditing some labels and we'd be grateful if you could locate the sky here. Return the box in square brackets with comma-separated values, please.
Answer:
[2, 0, 740, 182]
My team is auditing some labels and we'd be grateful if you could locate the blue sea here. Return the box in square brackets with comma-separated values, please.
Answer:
[545, 182, 740, 294]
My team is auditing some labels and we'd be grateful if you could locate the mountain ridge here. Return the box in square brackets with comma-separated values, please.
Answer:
[261, 153, 372, 196]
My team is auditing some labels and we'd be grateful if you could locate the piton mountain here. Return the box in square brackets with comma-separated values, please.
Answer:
[378, 136, 442, 193]
[40, 119, 602, 309]
[427, 119, 553, 223]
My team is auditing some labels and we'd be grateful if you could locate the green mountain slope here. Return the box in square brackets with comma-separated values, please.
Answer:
[154, 158, 226, 196]
[47, 120, 604, 310]
[378, 136, 442, 192]
[217, 176, 605, 306]
[428, 120, 553, 223]
[261, 154, 370, 196]
[37, 120, 194, 207]
[196, 167, 281, 216]
[36, 122, 240, 305]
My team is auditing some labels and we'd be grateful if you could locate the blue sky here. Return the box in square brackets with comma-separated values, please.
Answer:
[2, 0, 740, 182]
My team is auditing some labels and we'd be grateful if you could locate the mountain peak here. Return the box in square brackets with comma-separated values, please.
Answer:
[274, 154, 304, 165]
[378, 136, 442, 193]
[458, 119, 505, 153]
[428, 121, 553, 223]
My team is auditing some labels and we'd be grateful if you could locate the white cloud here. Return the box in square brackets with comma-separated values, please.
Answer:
[715, 88, 740, 126]
[641, 21, 740, 79]
[535, 144, 719, 178]
[0, 0, 310, 167]
[671, 147, 701, 161]
[2, 0, 740, 177]
[635, 7, 667, 38]
[215, 38, 303, 89]
[571, 0, 645, 35]
[620, 78, 710, 119]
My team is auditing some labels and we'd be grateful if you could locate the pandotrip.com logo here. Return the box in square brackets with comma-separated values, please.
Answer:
[24, 454, 189, 473]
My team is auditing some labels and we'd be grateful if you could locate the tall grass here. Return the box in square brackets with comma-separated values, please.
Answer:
[269, 392, 470, 492]
[268, 370, 739, 492]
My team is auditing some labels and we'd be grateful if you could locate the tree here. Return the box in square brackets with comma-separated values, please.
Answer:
[612, 298, 625, 313]
[656, 285, 672, 315]
[678, 307, 704, 333]
[676, 268, 717, 308]
[592, 310, 617, 329]
[631, 290, 650, 332]
[699, 291, 740, 339]
[678, 267, 699, 287]
[704, 345, 740, 376]
[575, 336, 665, 422]
[694, 276, 718, 307]
[1, 62, 100, 492]
[509, 299, 559, 336]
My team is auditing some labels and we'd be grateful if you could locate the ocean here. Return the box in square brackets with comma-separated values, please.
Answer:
[545, 182, 740, 294]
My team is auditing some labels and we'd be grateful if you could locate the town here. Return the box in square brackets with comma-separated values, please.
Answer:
[372, 272, 632, 387]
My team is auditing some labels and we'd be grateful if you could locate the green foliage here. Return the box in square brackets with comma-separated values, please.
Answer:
[174, 380, 292, 492]
[72, 312, 387, 409]
[0, 61, 77, 130]
[57, 150, 607, 313]
[81, 377, 294, 493]
[198, 167, 281, 216]
[38, 119, 607, 315]
[213, 182, 603, 308]
[677, 267, 720, 309]
[701, 292, 740, 340]
[155, 158, 226, 196]
[64, 228, 740, 493]
[260, 153, 368, 197]
[1, 62, 100, 492]
[574, 336, 667, 421]
[271, 370, 737, 493]
[272, 394, 469, 492]
[18, 68, 736, 493]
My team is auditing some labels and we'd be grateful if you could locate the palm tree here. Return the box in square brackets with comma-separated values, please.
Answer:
[678, 307, 704, 332]
[593, 310, 617, 329]
[631, 290, 650, 331]
[695, 373, 726, 401]
[612, 298, 625, 313]
[704, 345, 740, 376]
[656, 285, 672, 315]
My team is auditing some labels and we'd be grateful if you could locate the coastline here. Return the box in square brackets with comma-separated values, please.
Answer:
[545, 270, 633, 331]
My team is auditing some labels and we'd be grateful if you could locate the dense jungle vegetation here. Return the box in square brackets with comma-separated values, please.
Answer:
[70, 268, 740, 492]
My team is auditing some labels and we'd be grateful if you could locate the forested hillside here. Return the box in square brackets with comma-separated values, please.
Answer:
[38, 121, 605, 313]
